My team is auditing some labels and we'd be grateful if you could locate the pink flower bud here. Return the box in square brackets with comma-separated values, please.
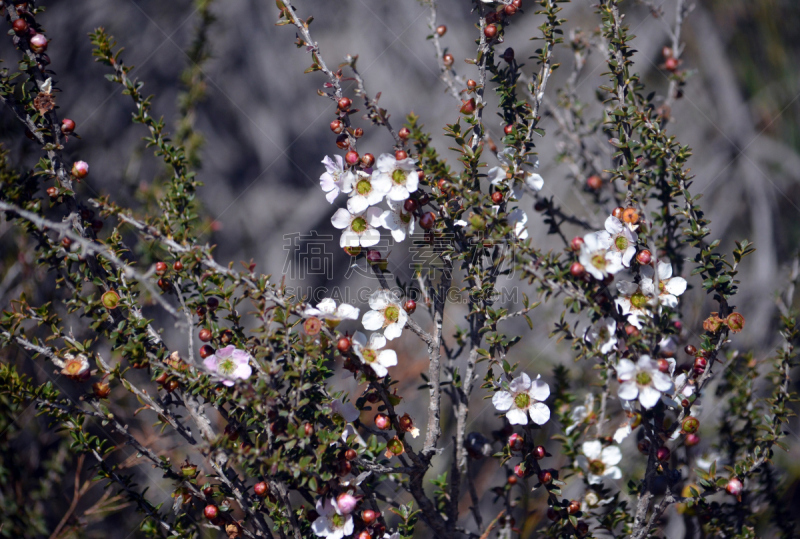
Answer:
[725, 477, 743, 496]
[72, 160, 89, 178]
[336, 492, 359, 515]
[30, 33, 48, 53]
[508, 433, 524, 451]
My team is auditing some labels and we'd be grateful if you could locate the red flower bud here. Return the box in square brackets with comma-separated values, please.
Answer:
[484, 24, 497, 39]
[513, 464, 526, 478]
[61, 118, 76, 134]
[665, 57, 679, 72]
[199, 344, 215, 359]
[657, 358, 670, 373]
[533, 445, 546, 460]
[656, 446, 671, 462]
[501, 48, 514, 62]
[492, 191, 504, 204]
[362, 509, 377, 524]
[546, 507, 558, 521]
[12, 18, 28, 34]
[398, 127, 410, 140]
[345, 448, 357, 461]
[173, 261, 184, 271]
[337, 97, 352, 110]
[330, 119, 344, 134]
[419, 212, 436, 230]
[508, 433, 524, 451]
[636, 249, 652, 265]
[538, 470, 552, 484]
[570, 262, 585, 278]
[436, 25, 447, 37]
[611, 206, 624, 219]
[71, 161, 89, 179]
[403, 198, 417, 212]
[504, 5, 517, 15]
[442, 53, 454, 67]
[395, 150, 408, 160]
[466, 79, 477, 90]
[403, 299, 416, 314]
[684, 433, 700, 447]
[353, 127, 364, 138]
[345, 150, 359, 165]
[335, 134, 349, 149]
[360, 153, 375, 168]
[304, 423, 315, 436]
[568, 500, 580, 514]
[337, 336, 351, 353]
[155, 261, 168, 275]
[684, 344, 697, 355]
[507, 474, 518, 485]
[460, 99, 476, 115]
[29, 33, 48, 53]
[586, 175, 602, 190]
[204, 504, 219, 520]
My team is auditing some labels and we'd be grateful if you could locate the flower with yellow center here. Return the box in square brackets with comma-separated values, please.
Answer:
[373, 153, 419, 201]
[331, 207, 383, 248]
[362, 290, 408, 340]
[617, 355, 673, 408]
[491, 372, 550, 425]
[347, 170, 390, 213]
[579, 231, 623, 280]
[575, 440, 622, 484]
[352, 331, 398, 377]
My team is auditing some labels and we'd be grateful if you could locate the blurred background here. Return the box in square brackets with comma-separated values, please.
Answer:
[2, 0, 800, 537]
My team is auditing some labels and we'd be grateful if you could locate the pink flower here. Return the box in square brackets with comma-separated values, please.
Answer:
[72, 160, 89, 178]
[203, 345, 253, 386]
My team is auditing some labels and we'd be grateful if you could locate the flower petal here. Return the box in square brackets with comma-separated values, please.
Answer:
[638, 385, 662, 409]
[362, 311, 384, 331]
[582, 440, 602, 460]
[528, 402, 550, 425]
[331, 208, 352, 229]
[618, 381, 639, 401]
[383, 321, 403, 340]
[492, 390, 513, 411]
[505, 408, 529, 425]
[529, 377, 550, 402]
[601, 445, 622, 466]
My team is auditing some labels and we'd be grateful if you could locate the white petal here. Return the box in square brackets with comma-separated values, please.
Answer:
[528, 402, 550, 425]
[613, 423, 632, 443]
[369, 333, 387, 350]
[487, 166, 506, 185]
[362, 310, 384, 331]
[369, 291, 390, 309]
[492, 391, 514, 411]
[665, 277, 687, 296]
[366, 207, 384, 227]
[375, 153, 396, 172]
[529, 378, 550, 402]
[505, 408, 529, 425]
[509, 373, 532, 393]
[652, 371, 674, 392]
[383, 321, 403, 340]
[377, 349, 397, 368]
[524, 172, 544, 191]
[605, 215, 624, 235]
[369, 362, 388, 377]
[616, 280, 639, 296]
[618, 381, 639, 401]
[351, 331, 367, 347]
[657, 260, 673, 280]
[582, 440, 602, 460]
[331, 208, 352, 229]
[604, 466, 622, 480]
[616, 359, 636, 378]
[347, 195, 369, 214]
[638, 386, 662, 409]
[336, 304, 360, 320]
[575, 455, 590, 472]
[359, 228, 380, 247]
[601, 445, 622, 466]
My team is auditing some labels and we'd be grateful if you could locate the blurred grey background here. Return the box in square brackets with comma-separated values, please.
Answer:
[2, 0, 800, 536]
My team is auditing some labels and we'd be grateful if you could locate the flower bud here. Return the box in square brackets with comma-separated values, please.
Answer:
[336, 134, 349, 149]
[546, 507, 558, 521]
[442, 53, 454, 67]
[199, 344, 215, 359]
[570, 262, 585, 278]
[725, 477, 743, 496]
[203, 504, 218, 520]
[435, 25, 447, 36]
[726, 312, 745, 333]
[460, 99, 476, 115]
[504, 5, 517, 15]
[304, 317, 322, 335]
[622, 207, 639, 225]
[337, 97, 352, 110]
[665, 57, 679, 72]
[681, 416, 699, 434]
[330, 119, 344, 133]
[374, 413, 391, 430]
[353, 127, 364, 138]
[345, 150, 359, 165]
[637, 439, 651, 454]
[29, 33, 48, 53]
[611, 206, 624, 219]
[398, 127, 410, 140]
[337, 336, 351, 353]
[403, 299, 416, 314]
[12, 18, 28, 34]
[71, 160, 89, 179]
[61, 118, 76, 134]
[466, 79, 477, 90]
[684, 344, 697, 355]
[484, 24, 497, 39]
[684, 433, 700, 447]
[533, 445, 546, 460]
[568, 500, 580, 514]
[656, 446, 671, 462]
[353, 154, 373, 171]
[586, 175, 602, 190]
[254, 481, 269, 497]
[513, 463, 526, 478]
[93, 381, 111, 398]
[419, 212, 436, 230]
[362, 509, 377, 524]
[395, 150, 408, 160]
[508, 433, 524, 451]
[538, 470, 552, 484]
[199, 329, 212, 342]
[657, 358, 670, 373]
[507, 474, 518, 485]
[501, 48, 514, 62]
[336, 492, 359, 514]
[636, 249, 652, 265]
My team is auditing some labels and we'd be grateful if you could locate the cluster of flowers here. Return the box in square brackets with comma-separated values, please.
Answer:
[322, 153, 419, 246]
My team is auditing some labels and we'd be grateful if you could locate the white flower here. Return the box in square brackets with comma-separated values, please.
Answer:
[615, 281, 654, 329]
[616, 355, 673, 409]
[203, 345, 253, 387]
[566, 393, 595, 435]
[490, 148, 543, 199]
[507, 208, 529, 239]
[381, 199, 415, 242]
[311, 498, 354, 539]
[584, 317, 618, 355]
[613, 422, 632, 443]
[362, 290, 408, 341]
[331, 207, 383, 248]
[304, 298, 360, 326]
[352, 331, 398, 378]
[640, 260, 687, 308]
[61, 352, 90, 379]
[320, 155, 354, 203]
[373, 153, 419, 201]
[660, 358, 696, 408]
[604, 215, 637, 267]
[579, 231, 623, 280]
[347, 170, 390, 213]
[491, 373, 550, 425]
[575, 440, 622, 484]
